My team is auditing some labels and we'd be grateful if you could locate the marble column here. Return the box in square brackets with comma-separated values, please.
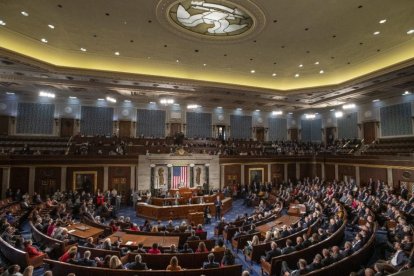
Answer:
[1, 168, 10, 198]
[130, 165, 136, 191]
[241, 164, 245, 186]
[387, 168, 393, 188]
[29, 167, 35, 195]
[103, 166, 109, 192]
[61, 167, 67, 191]
[267, 164, 271, 183]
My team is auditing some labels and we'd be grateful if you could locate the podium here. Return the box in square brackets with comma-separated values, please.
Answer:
[188, 212, 204, 225]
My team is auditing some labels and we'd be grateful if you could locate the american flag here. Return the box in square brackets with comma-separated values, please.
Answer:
[172, 166, 188, 189]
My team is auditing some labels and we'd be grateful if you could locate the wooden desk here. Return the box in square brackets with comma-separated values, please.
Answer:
[150, 193, 223, 206]
[66, 223, 104, 241]
[287, 204, 306, 216]
[108, 232, 179, 248]
[136, 197, 232, 220]
[188, 212, 204, 225]
[256, 215, 301, 235]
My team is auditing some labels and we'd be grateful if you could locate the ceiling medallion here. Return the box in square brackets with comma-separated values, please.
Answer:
[157, 0, 266, 42]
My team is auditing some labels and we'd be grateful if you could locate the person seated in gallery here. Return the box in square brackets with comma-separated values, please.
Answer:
[202, 253, 220, 269]
[147, 243, 161, 254]
[261, 242, 281, 262]
[126, 254, 148, 270]
[180, 243, 193, 253]
[187, 230, 200, 241]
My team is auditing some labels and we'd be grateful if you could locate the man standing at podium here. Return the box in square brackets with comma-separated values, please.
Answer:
[214, 195, 222, 220]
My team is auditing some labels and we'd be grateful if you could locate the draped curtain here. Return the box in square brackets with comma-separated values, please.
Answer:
[16, 103, 54, 134]
[230, 115, 252, 139]
[268, 117, 287, 141]
[80, 106, 113, 136]
[186, 112, 211, 138]
[136, 109, 165, 138]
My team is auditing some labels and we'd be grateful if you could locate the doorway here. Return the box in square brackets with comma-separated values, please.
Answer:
[170, 123, 182, 136]
[119, 121, 131, 138]
[363, 121, 377, 144]
[60, 118, 74, 137]
[290, 128, 298, 141]
[325, 127, 336, 145]
[216, 125, 226, 140]
[256, 127, 265, 142]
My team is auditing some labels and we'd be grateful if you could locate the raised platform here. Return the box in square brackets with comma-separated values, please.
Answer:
[136, 197, 232, 221]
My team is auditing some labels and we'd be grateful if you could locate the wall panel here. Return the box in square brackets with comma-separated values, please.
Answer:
[325, 164, 335, 181]
[270, 164, 284, 183]
[224, 165, 241, 186]
[359, 166, 387, 186]
[35, 167, 61, 197]
[338, 165, 356, 182]
[10, 167, 29, 193]
[287, 163, 296, 181]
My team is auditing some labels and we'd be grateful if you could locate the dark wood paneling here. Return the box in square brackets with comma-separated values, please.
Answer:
[325, 164, 335, 181]
[270, 164, 284, 183]
[119, 121, 131, 138]
[35, 167, 61, 198]
[244, 164, 268, 184]
[393, 169, 414, 191]
[338, 165, 356, 182]
[224, 165, 241, 186]
[287, 163, 296, 181]
[315, 163, 322, 178]
[108, 166, 131, 204]
[10, 167, 29, 193]
[66, 167, 104, 192]
[0, 168, 2, 197]
[0, 116, 9, 135]
[359, 167, 387, 186]
[300, 163, 312, 179]
[60, 118, 74, 137]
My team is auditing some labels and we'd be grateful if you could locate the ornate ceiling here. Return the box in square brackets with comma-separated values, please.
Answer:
[0, 0, 413, 112]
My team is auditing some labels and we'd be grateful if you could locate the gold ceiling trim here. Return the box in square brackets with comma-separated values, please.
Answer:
[1, 27, 414, 92]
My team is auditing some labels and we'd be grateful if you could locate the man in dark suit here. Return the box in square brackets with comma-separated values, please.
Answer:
[214, 196, 222, 220]
[187, 230, 200, 241]
[202, 253, 220, 269]
[321, 248, 333, 267]
[126, 254, 148, 270]
[351, 234, 363, 252]
[263, 241, 281, 262]
[281, 239, 296, 255]
[341, 241, 353, 257]
[374, 242, 408, 274]
[307, 254, 323, 271]
[78, 251, 97, 267]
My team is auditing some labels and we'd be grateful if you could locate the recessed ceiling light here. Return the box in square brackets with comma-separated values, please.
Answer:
[272, 111, 283, 115]
[343, 103, 356, 109]
[149, 101, 156, 104]
[407, 30, 414, 35]
[0, 20, 6, 26]
[176, 59, 180, 63]
[21, 11, 29, 16]
[48, 24, 55, 29]
[372, 99, 380, 102]
[147, 56, 151, 59]
[402, 91, 411, 96]
[69, 96, 77, 99]
[330, 109, 335, 112]
[319, 70, 324, 74]
[187, 104, 200, 109]
[299, 64, 303, 68]
[335, 111, 343, 118]
[124, 100, 131, 103]
[250, 69, 255, 73]
[272, 73, 277, 77]
[39, 91, 55, 98]
[97, 98, 105, 101]
[217, 106, 222, 109]
[379, 19, 387, 24]
[114, 51, 120, 56]
[314, 61, 319, 65]
[288, 112, 293, 115]
[80, 48, 87, 52]
[203, 63, 207, 66]
[236, 108, 242, 111]
[255, 109, 260, 112]
[373, 31, 380, 35]
[294, 73, 300, 78]
[6, 92, 14, 95]
[41, 38, 48, 43]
